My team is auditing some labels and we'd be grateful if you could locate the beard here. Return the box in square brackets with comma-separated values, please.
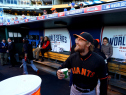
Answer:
[74, 44, 85, 53]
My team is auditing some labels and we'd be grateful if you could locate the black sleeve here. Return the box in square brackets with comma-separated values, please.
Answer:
[58, 56, 72, 70]
[100, 78, 107, 95]
[23, 44, 28, 53]
[0, 43, 2, 48]
[5, 43, 8, 49]
[97, 59, 108, 79]
[100, 52, 106, 59]
[56, 56, 71, 76]
[9, 43, 14, 52]
[28, 44, 33, 54]
[97, 59, 108, 95]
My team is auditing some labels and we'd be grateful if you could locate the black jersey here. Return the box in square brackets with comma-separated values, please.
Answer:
[60, 51, 108, 89]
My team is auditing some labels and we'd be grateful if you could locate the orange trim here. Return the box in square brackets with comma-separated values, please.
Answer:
[84, 54, 92, 61]
[95, 39, 100, 43]
[100, 76, 108, 80]
[52, 12, 58, 14]
[81, 58, 83, 61]
[32, 88, 41, 95]
[73, 34, 87, 41]
[80, 32, 85, 35]
[50, 8, 56, 10]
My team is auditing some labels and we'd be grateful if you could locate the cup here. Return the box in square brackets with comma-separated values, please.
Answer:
[39, 45, 41, 48]
[60, 68, 68, 78]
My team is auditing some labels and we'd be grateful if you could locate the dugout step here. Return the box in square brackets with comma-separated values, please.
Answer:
[109, 78, 126, 94]
[33, 60, 61, 69]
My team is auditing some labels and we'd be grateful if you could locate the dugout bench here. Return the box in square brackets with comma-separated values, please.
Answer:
[33, 48, 70, 62]
[108, 60, 126, 80]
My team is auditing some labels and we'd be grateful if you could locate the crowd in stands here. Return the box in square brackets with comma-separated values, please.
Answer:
[1, 13, 35, 24]
[2, 2, 84, 24]
[6, 14, 27, 23]
[49, 2, 83, 14]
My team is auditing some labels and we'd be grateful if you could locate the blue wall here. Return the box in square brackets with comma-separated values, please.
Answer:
[29, 30, 44, 47]
[28, 27, 102, 49]
[68, 27, 101, 46]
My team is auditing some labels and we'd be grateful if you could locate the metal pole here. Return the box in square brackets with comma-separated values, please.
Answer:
[52, 0, 53, 5]
[5, 27, 8, 41]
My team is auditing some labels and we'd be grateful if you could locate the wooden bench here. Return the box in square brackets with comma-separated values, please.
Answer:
[108, 62, 126, 79]
[44, 52, 70, 62]
[117, 64, 126, 79]
[108, 62, 119, 79]
[33, 48, 70, 62]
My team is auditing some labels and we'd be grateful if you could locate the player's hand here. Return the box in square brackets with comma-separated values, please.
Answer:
[57, 70, 65, 79]
[2, 46, 4, 48]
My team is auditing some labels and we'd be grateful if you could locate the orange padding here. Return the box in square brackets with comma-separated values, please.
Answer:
[32, 88, 41, 95]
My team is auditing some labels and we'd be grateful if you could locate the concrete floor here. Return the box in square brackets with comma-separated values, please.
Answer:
[0, 62, 124, 95]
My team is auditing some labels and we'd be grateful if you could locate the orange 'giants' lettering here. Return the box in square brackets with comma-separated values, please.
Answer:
[71, 67, 95, 77]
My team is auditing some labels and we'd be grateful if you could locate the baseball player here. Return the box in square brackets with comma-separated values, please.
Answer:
[57, 32, 108, 95]
[22, 38, 39, 75]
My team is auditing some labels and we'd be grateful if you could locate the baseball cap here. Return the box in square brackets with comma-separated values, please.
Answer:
[73, 32, 94, 44]
[43, 10, 47, 12]
[93, 39, 100, 48]
[50, 8, 56, 11]
[95, 39, 100, 43]
[80, 3, 83, 7]
[71, 2, 75, 6]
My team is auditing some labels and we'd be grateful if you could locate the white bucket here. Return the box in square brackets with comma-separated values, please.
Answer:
[0, 75, 42, 95]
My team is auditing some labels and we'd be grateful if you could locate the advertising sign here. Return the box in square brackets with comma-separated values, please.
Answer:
[58, 12, 65, 17]
[65, 9, 84, 16]
[19, 20, 25, 23]
[37, 16, 45, 20]
[101, 26, 126, 59]
[102, 1, 126, 10]
[47, 13, 58, 19]
[84, 5, 101, 13]
[29, 17, 37, 22]
[25, 19, 29, 22]
[14, 21, 19, 24]
[44, 28, 71, 52]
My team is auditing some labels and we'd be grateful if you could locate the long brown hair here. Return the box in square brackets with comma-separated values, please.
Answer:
[44, 36, 50, 42]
